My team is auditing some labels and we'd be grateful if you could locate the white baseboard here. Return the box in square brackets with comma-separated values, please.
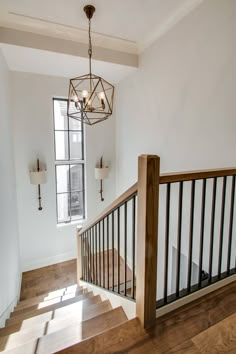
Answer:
[21, 251, 77, 272]
[0, 272, 22, 328]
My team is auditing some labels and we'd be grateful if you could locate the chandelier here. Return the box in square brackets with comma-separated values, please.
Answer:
[67, 5, 114, 125]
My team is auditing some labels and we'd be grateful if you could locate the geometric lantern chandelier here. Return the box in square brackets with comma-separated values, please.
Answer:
[67, 5, 114, 126]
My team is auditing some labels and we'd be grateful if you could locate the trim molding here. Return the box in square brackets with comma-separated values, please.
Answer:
[156, 275, 236, 318]
[0, 273, 22, 328]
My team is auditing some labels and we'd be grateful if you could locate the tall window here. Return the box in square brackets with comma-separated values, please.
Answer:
[53, 98, 85, 224]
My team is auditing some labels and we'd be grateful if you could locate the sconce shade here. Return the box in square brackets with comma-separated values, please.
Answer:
[95, 167, 109, 180]
[29, 171, 47, 185]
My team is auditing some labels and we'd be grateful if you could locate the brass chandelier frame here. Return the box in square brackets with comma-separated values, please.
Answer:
[67, 5, 114, 126]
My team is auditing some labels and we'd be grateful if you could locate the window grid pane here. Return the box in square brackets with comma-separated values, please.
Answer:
[54, 98, 85, 224]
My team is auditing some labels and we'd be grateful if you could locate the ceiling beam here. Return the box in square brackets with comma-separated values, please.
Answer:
[0, 27, 138, 68]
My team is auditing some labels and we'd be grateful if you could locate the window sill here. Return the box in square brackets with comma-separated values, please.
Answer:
[57, 219, 87, 228]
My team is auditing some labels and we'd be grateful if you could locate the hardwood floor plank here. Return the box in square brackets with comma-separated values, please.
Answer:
[192, 312, 236, 353]
[168, 340, 201, 353]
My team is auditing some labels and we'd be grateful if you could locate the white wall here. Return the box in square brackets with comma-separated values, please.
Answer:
[115, 0, 236, 194]
[114, 0, 236, 299]
[0, 50, 21, 327]
[11, 72, 116, 272]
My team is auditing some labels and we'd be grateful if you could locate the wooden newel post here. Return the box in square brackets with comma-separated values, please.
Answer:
[77, 229, 82, 284]
[136, 154, 160, 328]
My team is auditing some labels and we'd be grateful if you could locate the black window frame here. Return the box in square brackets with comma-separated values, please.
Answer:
[53, 98, 86, 224]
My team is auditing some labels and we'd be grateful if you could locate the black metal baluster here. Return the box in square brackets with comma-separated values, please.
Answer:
[86, 231, 89, 282]
[218, 176, 227, 278]
[112, 211, 115, 291]
[84, 231, 88, 281]
[227, 176, 235, 274]
[103, 218, 105, 288]
[107, 215, 110, 290]
[99, 221, 101, 286]
[82, 234, 84, 280]
[164, 183, 171, 303]
[89, 229, 92, 282]
[209, 177, 217, 282]
[176, 181, 183, 298]
[132, 195, 136, 299]
[95, 224, 98, 285]
[198, 179, 206, 287]
[91, 227, 94, 283]
[117, 207, 120, 294]
[124, 201, 127, 296]
[82, 234, 86, 280]
[187, 180, 195, 292]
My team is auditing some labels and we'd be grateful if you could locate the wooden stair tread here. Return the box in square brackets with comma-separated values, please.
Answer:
[37, 306, 128, 354]
[0, 300, 112, 352]
[0, 295, 101, 338]
[20, 277, 77, 301]
[0, 339, 37, 354]
[12, 288, 86, 317]
[57, 317, 144, 354]
[15, 285, 82, 311]
[6, 292, 94, 327]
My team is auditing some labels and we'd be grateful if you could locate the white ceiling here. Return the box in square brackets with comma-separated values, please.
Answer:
[0, 0, 203, 81]
[0, 0, 203, 52]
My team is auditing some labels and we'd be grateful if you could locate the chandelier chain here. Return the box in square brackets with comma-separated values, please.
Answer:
[88, 18, 92, 77]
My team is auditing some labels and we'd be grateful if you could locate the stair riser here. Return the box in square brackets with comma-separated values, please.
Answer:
[6, 293, 94, 327]
[12, 289, 86, 317]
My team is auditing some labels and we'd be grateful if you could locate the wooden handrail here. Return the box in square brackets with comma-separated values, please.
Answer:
[79, 167, 236, 235]
[160, 167, 236, 184]
[79, 182, 138, 235]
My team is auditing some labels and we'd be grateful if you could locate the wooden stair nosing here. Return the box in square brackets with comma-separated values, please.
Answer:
[0, 300, 112, 352]
[6, 292, 94, 327]
[12, 289, 87, 317]
[0, 296, 101, 338]
[36, 306, 128, 354]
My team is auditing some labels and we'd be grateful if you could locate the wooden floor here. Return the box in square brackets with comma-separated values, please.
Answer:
[99, 280, 236, 354]
[19, 260, 236, 353]
[20, 259, 77, 301]
[63, 279, 236, 353]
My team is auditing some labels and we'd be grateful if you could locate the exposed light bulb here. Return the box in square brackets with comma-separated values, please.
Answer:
[82, 90, 89, 98]
[99, 92, 105, 110]
[98, 91, 105, 100]
[73, 95, 79, 102]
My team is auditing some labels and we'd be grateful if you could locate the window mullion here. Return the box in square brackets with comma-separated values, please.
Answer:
[54, 98, 85, 224]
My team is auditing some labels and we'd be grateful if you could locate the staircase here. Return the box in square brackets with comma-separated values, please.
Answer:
[0, 283, 128, 353]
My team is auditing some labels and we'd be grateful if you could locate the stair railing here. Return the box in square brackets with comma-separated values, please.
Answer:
[78, 183, 138, 299]
[78, 155, 236, 329]
[156, 168, 236, 310]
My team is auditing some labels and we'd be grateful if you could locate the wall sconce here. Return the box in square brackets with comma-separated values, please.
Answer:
[29, 159, 47, 210]
[95, 157, 109, 202]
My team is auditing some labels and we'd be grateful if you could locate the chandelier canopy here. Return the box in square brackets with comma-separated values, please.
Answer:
[68, 5, 114, 126]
